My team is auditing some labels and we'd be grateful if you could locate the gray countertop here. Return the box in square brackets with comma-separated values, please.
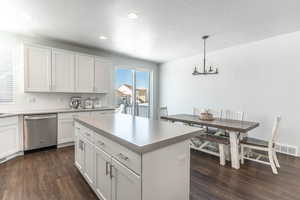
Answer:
[75, 114, 203, 153]
[0, 107, 115, 118]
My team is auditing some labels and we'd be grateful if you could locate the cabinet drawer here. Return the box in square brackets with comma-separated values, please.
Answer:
[82, 128, 94, 142]
[112, 142, 141, 175]
[58, 112, 78, 120]
[0, 116, 18, 127]
[94, 131, 114, 155]
[75, 123, 94, 143]
[94, 131, 141, 175]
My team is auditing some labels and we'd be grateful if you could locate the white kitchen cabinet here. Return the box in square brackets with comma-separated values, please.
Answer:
[52, 49, 75, 92]
[83, 138, 96, 187]
[75, 120, 190, 200]
[75, 128, 85, 172]
[24, 44, 113, 94]
[111, 158, 141, 200]
[57, 118, 74, 144]
[95, 147, 112, 200]
[24, 44, 52, 92]
[75, 122, 141, 200]
[94, 57, 112, 93]
[0, 117, 19, 161]
[75, 54, 95, 93]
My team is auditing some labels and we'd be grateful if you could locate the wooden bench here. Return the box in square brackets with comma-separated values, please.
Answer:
[196, 134, 230, 145]
[193, 133, 229, 166]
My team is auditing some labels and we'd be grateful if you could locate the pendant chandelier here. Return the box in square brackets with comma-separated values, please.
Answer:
[192, 35, 218, 75]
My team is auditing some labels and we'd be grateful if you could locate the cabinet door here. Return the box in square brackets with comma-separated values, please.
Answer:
[94, 57, 112, 93]
[24, 45, 52, 92]
[0, 124, 19, 159]
[74, 129, 85, 172]
[57, 118, 74, 144]
[111, 158, 141, 200]
[75, 54, 94, 92]
[52, 49, 75, 92]
[83, 139, 95, 187]
[95, 147, 112, 200]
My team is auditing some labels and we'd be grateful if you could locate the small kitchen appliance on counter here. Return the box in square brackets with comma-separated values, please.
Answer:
[82, 97, 94, 109]
[69, 97, 82, 109]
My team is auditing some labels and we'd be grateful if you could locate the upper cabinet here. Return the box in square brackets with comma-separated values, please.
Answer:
[52, 49, 75, 92]
[75, 54, 95, 93]
[94, 57, 112, 93]
[24, 44, 112, 94]
[24, 45, 52, 92]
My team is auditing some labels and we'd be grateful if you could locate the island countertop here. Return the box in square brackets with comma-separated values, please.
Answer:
[75, 114, 203, 153]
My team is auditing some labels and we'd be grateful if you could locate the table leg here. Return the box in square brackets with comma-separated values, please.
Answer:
[229, 131, 240, 169]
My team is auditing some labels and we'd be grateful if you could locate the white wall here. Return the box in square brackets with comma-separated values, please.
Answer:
[0, 32, 159, 117]
[160, 31, 300, 155]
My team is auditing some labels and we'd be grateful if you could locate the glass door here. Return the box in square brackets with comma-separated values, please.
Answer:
[135, 70, 150, 118]
[115, 68, 151, 118]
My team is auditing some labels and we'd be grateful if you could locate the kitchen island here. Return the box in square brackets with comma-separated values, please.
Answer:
[74, 114, 202, 200]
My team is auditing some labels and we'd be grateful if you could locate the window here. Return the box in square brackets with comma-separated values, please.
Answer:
[0, 35, 16, 103]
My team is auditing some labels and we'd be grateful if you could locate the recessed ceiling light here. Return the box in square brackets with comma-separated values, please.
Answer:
[128, 12, 138, 19]
[99, 36, 108, 40]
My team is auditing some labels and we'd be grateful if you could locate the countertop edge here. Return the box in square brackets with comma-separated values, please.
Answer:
[0, 107, 115, 118]
[75, 118, 202, 154]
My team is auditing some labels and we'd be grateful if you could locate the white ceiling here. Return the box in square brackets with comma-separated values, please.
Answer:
[2, 0, 300, 63]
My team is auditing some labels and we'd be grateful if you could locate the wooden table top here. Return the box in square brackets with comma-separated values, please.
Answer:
[161, 114, 259, 133]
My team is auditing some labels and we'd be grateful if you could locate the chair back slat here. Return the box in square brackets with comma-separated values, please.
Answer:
[269, 116, 281, 147]
[208, 109, 222, 120]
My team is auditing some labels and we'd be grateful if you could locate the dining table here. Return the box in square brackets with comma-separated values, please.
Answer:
[161, 114, 260, 169]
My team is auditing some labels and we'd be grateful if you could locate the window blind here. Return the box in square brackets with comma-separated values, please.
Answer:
[0, 35, 15, 103]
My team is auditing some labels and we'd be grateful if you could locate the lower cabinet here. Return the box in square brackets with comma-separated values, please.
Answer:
[111, 158, 141, 200]
[95, 147, 112, 200]
[0, 117, 19, 162]
[74, 129, 85, 172]
[83, 138, 95, 186]
[58, 118, 74, 144]
[74, 122, 141, 200]
[58, 110, 114, 146]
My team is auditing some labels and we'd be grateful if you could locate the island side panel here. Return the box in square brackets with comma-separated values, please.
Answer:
[142, 140, 190, 200]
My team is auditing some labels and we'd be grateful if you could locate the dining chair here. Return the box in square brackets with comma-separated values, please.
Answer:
[240, 116, 281, 174]
[115, 104, 125, 114]
[159, 106, 168, 117]
[223, 110, 245, 121]
[219, 110, 245, 137]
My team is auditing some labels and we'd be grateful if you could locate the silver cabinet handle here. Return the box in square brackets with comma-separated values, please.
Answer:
[109, 164, 114, 179]
[85, 132, 91, 137]
[79, 140, 82, 150]
[106, 162, 109, 176]
[79, 140, 85, 151]
[24, 115, 57, 120]
[97, 140, 105, 146]
[118, 153, 129, 161]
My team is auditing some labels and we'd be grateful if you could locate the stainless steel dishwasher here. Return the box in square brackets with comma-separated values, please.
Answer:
[24, 114, 57, 151]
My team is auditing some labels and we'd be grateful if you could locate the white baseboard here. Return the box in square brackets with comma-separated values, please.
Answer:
[57, 142, 75, 148]
[0, 151, 24, 164]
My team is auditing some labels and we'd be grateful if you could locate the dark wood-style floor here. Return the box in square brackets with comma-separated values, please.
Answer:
[0, 147, 299, 200]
